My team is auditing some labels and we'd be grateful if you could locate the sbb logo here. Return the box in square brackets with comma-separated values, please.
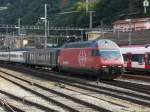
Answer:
[78, 50, 87, 66]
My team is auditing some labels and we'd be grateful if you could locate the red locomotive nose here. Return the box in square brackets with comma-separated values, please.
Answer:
[101, 58, 124, 67]
[97, 50, 124, 67]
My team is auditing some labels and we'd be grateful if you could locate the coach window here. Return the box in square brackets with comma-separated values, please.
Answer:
[48, 53, 51, 63]
[31, 53, 34, 63]
[138, 54, 144, 64]
[45, 53, 47, 62]
[20, 55, 23, 57]
[148, 55, 150, 65]
[50, 52, 52, 64]
[132, 54, 138, 62]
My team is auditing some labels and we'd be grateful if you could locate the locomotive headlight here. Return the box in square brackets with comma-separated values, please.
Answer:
[104, 68, 109, 73]
[101, 66, 109, 73]
[102, 66, 107, 68]
[118, 66, 122, 68]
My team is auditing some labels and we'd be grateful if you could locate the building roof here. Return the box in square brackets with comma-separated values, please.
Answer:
[113, 17, 150, 25]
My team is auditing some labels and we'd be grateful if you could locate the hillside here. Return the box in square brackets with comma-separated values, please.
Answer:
[0, 0, 149, 27]
[0, 0, 15, 6]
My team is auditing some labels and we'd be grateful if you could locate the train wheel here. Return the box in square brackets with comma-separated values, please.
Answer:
[52, 67, 60, 72]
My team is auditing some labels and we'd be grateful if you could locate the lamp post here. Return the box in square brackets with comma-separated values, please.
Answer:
[126, 19, 132, 45]
[143, 0, 149, 14]
[44, 4, 47, 49]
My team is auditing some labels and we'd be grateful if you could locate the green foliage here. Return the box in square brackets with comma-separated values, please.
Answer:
[0, 0, 61, 24]
[0, 0, 149, 27]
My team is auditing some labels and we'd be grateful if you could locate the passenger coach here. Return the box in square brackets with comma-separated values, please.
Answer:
[24, 48, 59, 69]
[58, 39, 124, 80]
[121, 45, 150, 72]
[0, 50, 27, 63]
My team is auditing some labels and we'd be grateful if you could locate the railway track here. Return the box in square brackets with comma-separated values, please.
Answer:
[120, 73, 150, 82]
[0, 64, 150, 111]
[15, 66, 150, 107]
[0, 89, 57, 112]
[0, 96, 24, 112]
[0, 68, 115, 112]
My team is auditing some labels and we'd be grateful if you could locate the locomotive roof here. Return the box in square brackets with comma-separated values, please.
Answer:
[27, 48, 60, 53]
[62, 39, 119, 49]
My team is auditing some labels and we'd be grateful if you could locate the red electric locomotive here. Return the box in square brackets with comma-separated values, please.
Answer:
[58, 39, 124, 80]
[121, 45, 150, 72]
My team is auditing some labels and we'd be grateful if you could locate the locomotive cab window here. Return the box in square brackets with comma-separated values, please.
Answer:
[92, 50, 121, 59]
[99, 50, 121, 59]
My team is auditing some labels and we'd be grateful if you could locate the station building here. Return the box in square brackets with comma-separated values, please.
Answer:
[113, 17, 150, 32]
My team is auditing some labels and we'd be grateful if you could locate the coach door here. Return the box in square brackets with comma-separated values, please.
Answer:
[145, 53, 150, 69]
[126, 53, 132, 69]
[23, 52, 27, 64]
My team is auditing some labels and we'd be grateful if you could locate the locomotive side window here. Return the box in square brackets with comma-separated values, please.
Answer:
[92, 50, 99, 56]
[138, 55, 144, 64]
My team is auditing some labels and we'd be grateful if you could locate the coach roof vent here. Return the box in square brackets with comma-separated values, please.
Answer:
[145, 44, 150, 48]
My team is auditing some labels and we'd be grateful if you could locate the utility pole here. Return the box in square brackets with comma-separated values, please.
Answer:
[89, 11, 92, 29]
[86, 0, 89, 12]
[89, 11, 95, 29]
[126, 19, 132, 45]
[44, 4, 47, 49]
[101, 20, 104, 38]
[129, 20, 132, 45]
[18, 18, 21, 37]
[86, 0, 94, 29]
[81, 29, 83, 41]
[18, 18, 21, 48]
[89, 11, 93, 29]
[13, 32, 15, 49]
[47, 20, 50, 36]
